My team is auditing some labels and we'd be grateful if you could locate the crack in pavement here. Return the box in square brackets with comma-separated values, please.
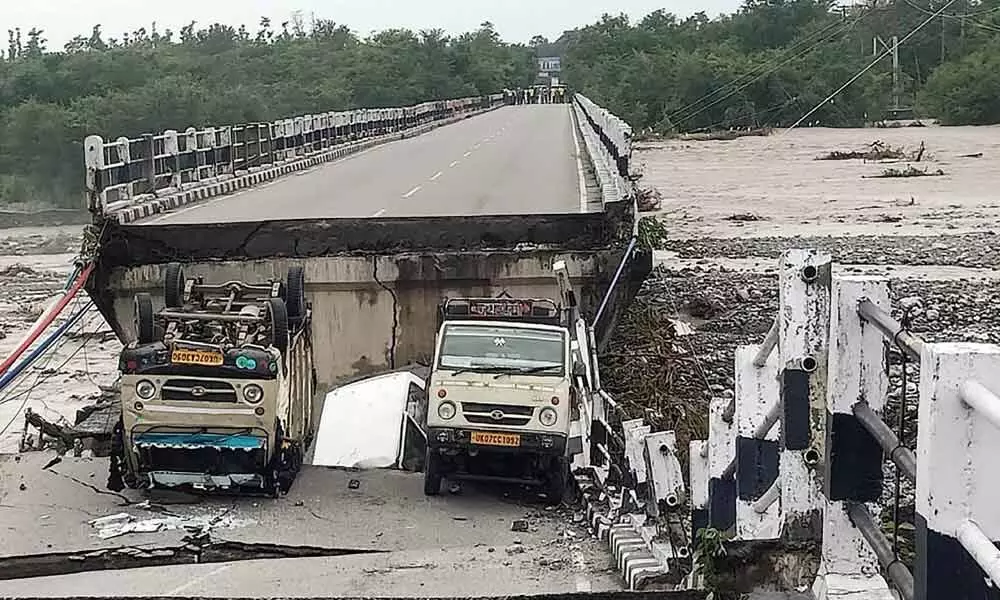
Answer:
[0, 539, 385, 582]
[47, 468, 134, 506]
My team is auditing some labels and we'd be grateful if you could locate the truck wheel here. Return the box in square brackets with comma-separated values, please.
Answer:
[424, 449, 442, 496]
[285, 266, 306, 328]
[545, 457, 570, 505]
[164, 263, 185, 308]
[267, 297, 289, 353]
[134, 293, 155, 344]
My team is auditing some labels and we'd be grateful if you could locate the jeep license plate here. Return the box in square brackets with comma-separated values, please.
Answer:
[470, 432, 521, 447]
[171, 348, 224, 366]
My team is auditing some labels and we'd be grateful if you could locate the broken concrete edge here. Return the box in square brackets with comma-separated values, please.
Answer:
[0, 540, 383, 583]
[101, 106, 502, 225]
[708, 538, 821, 595]
[94, 203, 632, 269]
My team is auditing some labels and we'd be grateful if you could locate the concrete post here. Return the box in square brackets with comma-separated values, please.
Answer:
[734, 344, 782, 540]
[643, 430, 685, 518]
[84, 135, 105, 213]
[623, 419, 651, 495]
[707, 397, 736, 532]
[915, 343, 1000, 600]
[690, 440, 709, 541]
[776, 249, 829, 540]
[813, 276, 893, 599]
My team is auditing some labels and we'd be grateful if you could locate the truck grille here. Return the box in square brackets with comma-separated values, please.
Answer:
[461, 402, 534, 426]
[161, 379, 238, 403]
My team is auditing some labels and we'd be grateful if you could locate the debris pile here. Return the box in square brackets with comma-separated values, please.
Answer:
[600, 267, 778, 450]
[816, 140, 906, 161]
[89, 504, 254, 540]
[869, 165, 946, 179]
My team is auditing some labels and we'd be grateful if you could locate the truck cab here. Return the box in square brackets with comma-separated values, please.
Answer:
[424, 296, 582, 502]
[110, 263, 315, 497]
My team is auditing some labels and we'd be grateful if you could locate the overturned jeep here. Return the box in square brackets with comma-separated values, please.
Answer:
[108, 263, 316, 496]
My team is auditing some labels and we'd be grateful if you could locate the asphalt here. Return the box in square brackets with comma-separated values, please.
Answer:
[0, 453, 623, 597]
[137, 105, 586, 225]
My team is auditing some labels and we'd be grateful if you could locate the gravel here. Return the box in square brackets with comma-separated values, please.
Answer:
[661, 233, 1000, 268]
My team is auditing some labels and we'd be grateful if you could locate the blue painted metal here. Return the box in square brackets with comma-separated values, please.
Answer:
[134, 432, 265, 450]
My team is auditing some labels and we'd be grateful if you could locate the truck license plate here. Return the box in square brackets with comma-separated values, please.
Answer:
[171, 349, 224, 366]
[470, 432, 521, 447]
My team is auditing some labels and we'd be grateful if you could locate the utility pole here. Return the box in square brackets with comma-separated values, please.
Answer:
[874, 35, 901, 113]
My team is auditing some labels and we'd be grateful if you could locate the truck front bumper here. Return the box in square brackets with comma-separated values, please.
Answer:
[426, 427, 567, 455]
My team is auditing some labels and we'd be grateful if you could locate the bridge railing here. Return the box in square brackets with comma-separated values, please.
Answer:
[573, 94, 633, 209]
[84, 94, 505, 221]
[689, 248, 1000, 600]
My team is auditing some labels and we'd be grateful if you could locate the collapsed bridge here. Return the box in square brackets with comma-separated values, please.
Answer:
[83, 93, 648, 387]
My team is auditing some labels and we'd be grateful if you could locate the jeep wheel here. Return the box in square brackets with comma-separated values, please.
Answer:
[424, 449, 442, 496]
[164, 263, 185, 308]
[134, 293, 155, 344]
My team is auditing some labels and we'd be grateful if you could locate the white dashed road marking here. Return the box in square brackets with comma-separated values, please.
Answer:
[403, 186, 421, 198]
[430, 171, 442, 181]
[449, 161, 459, 168]
[372, 208, 386, 217]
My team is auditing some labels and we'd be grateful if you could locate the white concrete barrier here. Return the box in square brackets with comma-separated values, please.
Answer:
[685, 249, 1000, 600]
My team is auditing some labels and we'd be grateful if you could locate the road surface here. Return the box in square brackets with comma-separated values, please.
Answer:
[137, 105, 587, 225]
[0, 453, 622, 597]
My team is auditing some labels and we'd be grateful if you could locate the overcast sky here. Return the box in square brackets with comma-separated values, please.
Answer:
[1, 0, 742, 49]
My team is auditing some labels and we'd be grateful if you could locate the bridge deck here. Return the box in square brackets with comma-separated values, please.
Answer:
[137, 105, 585, 225]
[0, 453, 620, 596]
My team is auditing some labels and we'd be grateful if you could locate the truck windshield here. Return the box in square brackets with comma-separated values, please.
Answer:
[437, 324, 566, 376]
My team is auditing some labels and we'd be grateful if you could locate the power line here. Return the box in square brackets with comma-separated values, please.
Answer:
[784, 0, 962, 133]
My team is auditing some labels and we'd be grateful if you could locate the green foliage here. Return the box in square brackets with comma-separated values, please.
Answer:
[637, 216, 669, 251]
[0, 20, 536, 208]
[919, 41, 1000, 125]
[694, 526, 727, 591]
[561, 1, 1000, 134]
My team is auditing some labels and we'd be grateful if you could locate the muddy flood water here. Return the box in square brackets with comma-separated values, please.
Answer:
[638, 123, 1000, 239]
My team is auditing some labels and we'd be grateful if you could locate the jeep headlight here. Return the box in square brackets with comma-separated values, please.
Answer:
[135, 380, 156, 400]
[539, 407, 558, 427]
[438, 401, 456, 420]
[243, 384, 264, 404]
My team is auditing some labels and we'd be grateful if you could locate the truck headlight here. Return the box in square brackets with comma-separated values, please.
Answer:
[438, 401, 456, 420]
[539, 407, 558, 427]
[243, 384, 264, 404]
[136, 380, 156, 400]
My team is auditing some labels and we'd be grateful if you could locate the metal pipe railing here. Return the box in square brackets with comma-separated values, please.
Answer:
[847, 502, 915, 600]
[956, 519, 1000, 586]
[720, 401, 781, 481]
[959, 381, 1000, 431]
[753, 319, 779, 368]
[857, 299, 924, 362]
[853, 402, 917, 483]
[593, 236, 638, 330]
[752, 479, 780, 514]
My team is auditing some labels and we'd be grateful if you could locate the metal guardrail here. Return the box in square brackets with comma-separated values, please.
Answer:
[691, 253, 1000, 600]
[84, 94, 505, 217]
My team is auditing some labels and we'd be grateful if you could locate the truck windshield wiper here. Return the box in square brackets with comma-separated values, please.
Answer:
[450, 367, 490, 376]
[493, 365, 562, 379]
